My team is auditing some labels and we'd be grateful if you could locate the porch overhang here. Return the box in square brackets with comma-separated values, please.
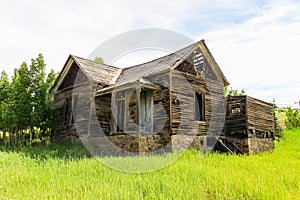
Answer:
[95, 78, 160, 96]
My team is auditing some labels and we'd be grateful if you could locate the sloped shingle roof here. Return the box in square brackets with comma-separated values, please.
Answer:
[72, 55, 122, 85]
[52, 40, 229, 94]
[115, 42, 199, 86]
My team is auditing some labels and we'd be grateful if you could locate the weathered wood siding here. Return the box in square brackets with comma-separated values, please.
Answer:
[225, 96, 247, 136]
[95, 94, 112, 135]
[53, 62, 96, 141]
[172, 47, 225, 138]
[146, 72, 170, 135]
[246, 96, 274, 135]
[226, 96, 274, 137]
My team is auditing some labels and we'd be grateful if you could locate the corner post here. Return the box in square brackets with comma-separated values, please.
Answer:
[136, 80, 141, 136]
[88, 82, 95, 137]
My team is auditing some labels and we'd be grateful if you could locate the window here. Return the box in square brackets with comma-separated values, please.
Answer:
[140, 90, 153, 132]
[195, 92, 205, 121]
[194, 51, 205, 73]
[113, 89, 154, 133]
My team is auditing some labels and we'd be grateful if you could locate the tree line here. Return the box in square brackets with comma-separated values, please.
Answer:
[0, 54, 60, 146]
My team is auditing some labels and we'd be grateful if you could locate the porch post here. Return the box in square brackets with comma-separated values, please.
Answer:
[169, 69, 173, 135]
[136, 81, 141, 136]
[111, 91, 116, 133]
[88, 82, 95, 137]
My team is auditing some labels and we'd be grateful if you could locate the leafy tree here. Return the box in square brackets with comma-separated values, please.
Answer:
[224, 86, 245, 97]
[285, 107, 300, 129]
[0, 71, 10, 145]
[10, 63, 32, 145]
[0, 71, 9, 102]
[0, 54, 60, 146]
[40, 70, 60, 141]
[95, 57, 104, 64]
[273, 104, 283, 138]
[29, 54, 47, 141]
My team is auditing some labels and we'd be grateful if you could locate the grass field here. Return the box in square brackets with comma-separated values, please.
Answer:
[1, 128, 300, 199]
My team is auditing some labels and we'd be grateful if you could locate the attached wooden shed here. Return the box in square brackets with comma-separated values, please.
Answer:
[216, 95, 275, 154]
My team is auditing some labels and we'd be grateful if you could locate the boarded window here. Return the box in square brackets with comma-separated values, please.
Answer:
[71, 95, 78, 124]
[195, 92, 205, 121]
[63, 96, 70, 126]
[140, 90, 153, 132]
[63, 95, 78, 126]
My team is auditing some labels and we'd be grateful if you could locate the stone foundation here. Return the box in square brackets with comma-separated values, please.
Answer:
[248, 137, 275, 154]
[78, 134, 172, 156]
[171, 135, 207, 151]
[54, 131, 275, 156]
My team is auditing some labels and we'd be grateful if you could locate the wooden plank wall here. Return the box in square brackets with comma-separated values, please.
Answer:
[246, 96, 274, 135]
[171, 49, 225, 138]
[225, 96, 248, 136]
[53, 82, 95, 140]
[144, 72, 170, 136]
[226, 96, 274, 137]
[95, 94, 112, 135]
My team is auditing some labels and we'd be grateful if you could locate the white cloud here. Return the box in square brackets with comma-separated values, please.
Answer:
[0, 0, 202, 76]
[0, 0, 299, 107]
[199, 1, 300, 106]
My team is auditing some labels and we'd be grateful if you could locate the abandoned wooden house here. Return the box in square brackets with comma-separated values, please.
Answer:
[50, 40, 274, 155]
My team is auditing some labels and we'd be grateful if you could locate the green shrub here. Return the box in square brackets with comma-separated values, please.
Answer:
[285, 107, 300, 129]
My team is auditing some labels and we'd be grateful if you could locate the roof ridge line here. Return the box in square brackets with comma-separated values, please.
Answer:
[122, 40, 201, 70]
[70, 55, 121, 70]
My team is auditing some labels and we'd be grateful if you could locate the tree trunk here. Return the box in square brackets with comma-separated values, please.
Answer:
[30, 128, 33, 145]
[15, 126, 19, 146]
[8, 129, 12, 146]
[3, 129, 6, 146]
[20, 130, 23, 146]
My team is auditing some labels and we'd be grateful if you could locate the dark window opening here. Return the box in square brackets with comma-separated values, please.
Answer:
[63, 95, 78, 127]
[195, 92, 205, 121]
[63, 97, 70, 126]
[71, 95, 78, 124]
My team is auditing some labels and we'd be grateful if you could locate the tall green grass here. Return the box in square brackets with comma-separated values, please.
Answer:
[1, 128, 300, 199]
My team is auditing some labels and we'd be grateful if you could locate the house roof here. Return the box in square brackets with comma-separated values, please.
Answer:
[71, 55, 122, 85]
[114, 41, 199, 86]
[52, 40, 229, 94]
[50, 55, 122, 93]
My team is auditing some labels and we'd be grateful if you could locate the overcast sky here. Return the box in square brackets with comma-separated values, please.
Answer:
[0, 0, 299, 108]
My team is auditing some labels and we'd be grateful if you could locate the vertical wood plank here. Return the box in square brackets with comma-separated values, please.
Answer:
[136, 81, 141, 136]
[169, 69, 172, 135]
[87, 96, 93, 136]
[111, 91, 116, 133]
[150, 90, 154, 132]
